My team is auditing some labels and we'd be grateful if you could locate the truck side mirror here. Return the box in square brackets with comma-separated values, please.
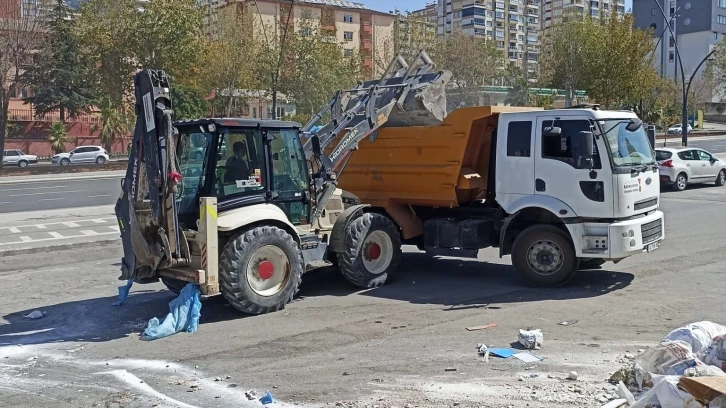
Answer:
[626, 118, 643, 131]
[543, 126, 562, 137]
[573, 131, 594, 169]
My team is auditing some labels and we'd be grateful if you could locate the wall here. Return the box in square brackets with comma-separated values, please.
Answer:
[5, 138, 126, 158]
[372, 13, 395, 76]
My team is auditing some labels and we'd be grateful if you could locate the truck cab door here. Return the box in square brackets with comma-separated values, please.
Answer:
[534, 116, 614, 218]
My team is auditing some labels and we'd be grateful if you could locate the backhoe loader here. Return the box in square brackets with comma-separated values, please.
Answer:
[115, 51, 451, 314]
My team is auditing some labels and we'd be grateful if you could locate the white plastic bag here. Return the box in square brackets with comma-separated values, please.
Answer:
[634, 340, 703, 387]
[664, 321, 726, 356]
[518, 329, 543, 350]
[630, 375, 704, 408]
[703, 335, 726, 372]
[710, 395, 726, 408]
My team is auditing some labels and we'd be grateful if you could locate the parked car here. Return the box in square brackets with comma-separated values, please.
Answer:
[656, 147, 726, 191]
[667, 123, 693, 135]
[2, 149, 38, 168]
[51, 146, 109, 166]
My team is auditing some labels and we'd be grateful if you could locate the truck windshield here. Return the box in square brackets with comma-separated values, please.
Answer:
[600, 119, 655, 167]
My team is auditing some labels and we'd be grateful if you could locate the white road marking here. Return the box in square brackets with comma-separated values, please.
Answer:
[38, 198, 63, 202]
[80, 230, 99, 236]
[8, 227, 20, 233]
[0, 202, 10, 205]
[0, 217, 116, 231]
[108, 225, 120, 232]
[62, 222, 81, 228]
[87, 194, 109, 198]
[48, 232, 64, 239]
[0, 231, 118, 245]
[91, 218, 108, 224]
[7, 189, 80, 197]
[19, 236, 32, 242]
[36, 224, 47, 229]
[0, 185, 66, 192]
[95, 370, 200, 408]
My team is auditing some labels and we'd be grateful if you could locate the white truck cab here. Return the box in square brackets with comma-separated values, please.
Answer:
[495, 107, 663, 263]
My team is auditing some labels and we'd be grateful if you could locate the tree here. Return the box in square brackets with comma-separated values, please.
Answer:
[171, 84, 209, 120]
[92, 97, 130, 152]
[503, 66, 530, 106]
[0, 5, 44, 171]
[429, 33, 503, 108]
[375, 10, 437, 72]
[47, 122, 70, 154]
[22, 0, 96, 123]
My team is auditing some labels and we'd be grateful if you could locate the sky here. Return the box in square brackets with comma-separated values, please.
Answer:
[358, 0, 634, 14]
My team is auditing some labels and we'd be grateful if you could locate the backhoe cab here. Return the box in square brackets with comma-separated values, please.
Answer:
[115, 51, 451, 314]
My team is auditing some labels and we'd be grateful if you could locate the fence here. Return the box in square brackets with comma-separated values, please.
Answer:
[8, 109, 101, 124]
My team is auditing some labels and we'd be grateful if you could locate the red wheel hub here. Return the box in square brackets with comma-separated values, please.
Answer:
[368, 243, 382, 260]
[257, 260, 275, 280]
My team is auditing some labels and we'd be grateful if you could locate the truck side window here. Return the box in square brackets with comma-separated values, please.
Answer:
[541, 120, 601, 169]
[507, 121, 532, 157]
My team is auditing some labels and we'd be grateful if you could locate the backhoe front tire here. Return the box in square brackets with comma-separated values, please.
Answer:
[219, 226, 303, 315]
[337, 213, 402, 288]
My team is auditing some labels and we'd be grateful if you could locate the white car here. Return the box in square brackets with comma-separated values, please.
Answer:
[2, 149, 38, 168]
[656, 148, 726, 191]
[667, 124, 693, 135]
[52, 145, 109, 166]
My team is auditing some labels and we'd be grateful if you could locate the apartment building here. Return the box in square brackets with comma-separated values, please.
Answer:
[436, 0, 542, 76]
[393, 2, 437, 56]
[541, 0, 625, 32]
[633, 0, 724, 103]
[202, 0, 395, 77]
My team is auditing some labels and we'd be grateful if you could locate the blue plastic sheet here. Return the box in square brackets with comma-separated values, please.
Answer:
[259, 391, 274, 405]
[112, 280, 134, 306]
[141, 283, 202, 341]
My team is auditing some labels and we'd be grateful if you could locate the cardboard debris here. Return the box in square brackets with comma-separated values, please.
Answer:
[488, 348, 516, 358]
[678, 376, 726, 404]
[466, 323, 497, 331]
[513, 352, 542, 363]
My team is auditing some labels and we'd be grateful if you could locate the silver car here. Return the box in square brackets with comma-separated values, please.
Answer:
[3, 149, 38, 168]
[656, 147, 726, 191]
[51, 145, 109, 165]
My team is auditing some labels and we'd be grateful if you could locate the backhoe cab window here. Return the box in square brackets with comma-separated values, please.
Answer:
[176, 132, 212, 214]
[215, 130, 265, 198]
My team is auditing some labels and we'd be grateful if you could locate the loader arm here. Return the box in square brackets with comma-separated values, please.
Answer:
[115, 70, 191, 281]
[303, 50, 452, 224]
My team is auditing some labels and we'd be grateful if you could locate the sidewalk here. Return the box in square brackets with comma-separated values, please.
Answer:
[0, 170, 125, 185]
[0, 205, 119, 255]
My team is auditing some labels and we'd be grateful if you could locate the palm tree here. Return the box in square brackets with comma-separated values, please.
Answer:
[47, 122, 70, 154]
[92, 97, 130, 152]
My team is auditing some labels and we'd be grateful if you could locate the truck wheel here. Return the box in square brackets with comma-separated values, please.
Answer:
[511, 225, 578, 287]
[337, 213, 402, 288]
[579, 258, 606, 270]
[161, 277, 188, 295]
[219, 226, 303, 315]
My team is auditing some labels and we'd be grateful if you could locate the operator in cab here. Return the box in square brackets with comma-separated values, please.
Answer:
[224, 141, 250, 183]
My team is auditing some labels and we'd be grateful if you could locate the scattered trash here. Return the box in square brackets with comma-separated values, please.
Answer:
[141, 283, 202, 341]
[26, 356, 37, 361]
[634, 340, 703, 386]
[245, 390, 257, 400]
[684, 364, 726, 378]
[518, 329, 543, 350]
[66, 346, 84, 353]
[703, 335, 726, 371]
[466, 323, 497, 331]
[214, 377, 222, 382]
[568, 371, 578, 380]
[616, 381, 635, 405]
[513, 352, 542, 363]
[24, 310, 45, 320]
[259, 391, 274, 405]
[488, 348, 516, 358]
[112, 280, 134, 306]
[476, 344, 490, 362]
[444, 368, 457, 372]
[664, 321, 726, 357]
[225, 375, 232, 379]
[558, 320, 579, 326]
[710, 395, 726, 408]
[601, 398, 628, 408]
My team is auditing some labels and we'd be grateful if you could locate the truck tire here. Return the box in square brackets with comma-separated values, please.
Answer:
[161, 277, 188, 295]
[511, 225, 578, 287]
[337, 213, 402, 288]
[219, 226, 303, 315]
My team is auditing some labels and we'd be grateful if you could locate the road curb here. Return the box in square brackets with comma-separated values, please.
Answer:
[0, 172, 125, 185]
[0, 238, 119, 257]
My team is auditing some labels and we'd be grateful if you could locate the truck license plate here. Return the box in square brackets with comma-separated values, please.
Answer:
[646, 241, 659, 253]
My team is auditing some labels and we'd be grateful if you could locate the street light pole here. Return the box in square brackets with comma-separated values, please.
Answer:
[652, 0, 689, 145]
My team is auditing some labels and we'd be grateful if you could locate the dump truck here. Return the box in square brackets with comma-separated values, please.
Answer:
[332, 105, 665, 286]
[114, 52, 452, 314]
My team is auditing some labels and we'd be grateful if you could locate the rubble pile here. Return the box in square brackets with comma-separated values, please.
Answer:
[608, 321, 726, 408]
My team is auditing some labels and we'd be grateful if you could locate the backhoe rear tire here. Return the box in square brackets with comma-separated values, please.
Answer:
[219, 226, 303, 315]
[337, 213, 402, 288]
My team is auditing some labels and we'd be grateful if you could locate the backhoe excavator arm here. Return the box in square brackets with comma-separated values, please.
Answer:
[302, 50, 452, 224]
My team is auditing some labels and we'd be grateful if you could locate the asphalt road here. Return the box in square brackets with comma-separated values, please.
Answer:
[1, 182, 726, 407]
[0, 177, 120, 213]
[662, 135, 726, 154]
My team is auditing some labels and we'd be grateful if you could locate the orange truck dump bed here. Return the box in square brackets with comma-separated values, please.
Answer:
[336, 106, 541, 211]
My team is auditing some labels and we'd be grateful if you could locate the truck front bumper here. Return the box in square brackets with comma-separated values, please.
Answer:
[569, 210, 665, 259]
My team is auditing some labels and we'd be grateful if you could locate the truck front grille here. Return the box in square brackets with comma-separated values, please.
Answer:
[634, 197, 658, 211]
[641, 219, 663, 244]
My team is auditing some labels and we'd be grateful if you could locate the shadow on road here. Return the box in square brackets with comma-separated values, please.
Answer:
[0, 252, 632, 348]
[298, 251, 634, 310]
